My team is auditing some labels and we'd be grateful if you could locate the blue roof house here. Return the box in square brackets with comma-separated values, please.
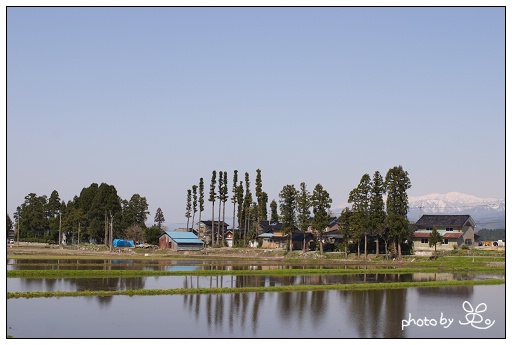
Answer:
[159, 231, 204, 251]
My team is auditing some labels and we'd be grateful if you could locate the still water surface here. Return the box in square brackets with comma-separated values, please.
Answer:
[7, 285, 505, 338]
[7, 258, 505, 338]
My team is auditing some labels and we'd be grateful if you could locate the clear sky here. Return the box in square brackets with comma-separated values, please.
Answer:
[4, 5, 506, 230]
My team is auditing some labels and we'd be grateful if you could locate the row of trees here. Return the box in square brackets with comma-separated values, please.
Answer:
[184, 165, 412, 258]
[185, 169, 270, 246]
[339, 166, 411, 259]
[7, 182, 167, 245]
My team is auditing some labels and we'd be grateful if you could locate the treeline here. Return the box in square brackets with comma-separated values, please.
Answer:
[8, 164, 413, 257]
[187, 165, 412, 258]
[7, 182, 166, 245]
[476, 228, 506, 241]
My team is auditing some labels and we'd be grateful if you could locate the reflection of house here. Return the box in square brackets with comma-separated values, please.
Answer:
[159, 231, 204, 251]
[412, 215, 476, 250]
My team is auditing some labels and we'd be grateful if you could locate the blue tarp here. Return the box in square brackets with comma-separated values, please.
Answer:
[112, 239, 135, 247]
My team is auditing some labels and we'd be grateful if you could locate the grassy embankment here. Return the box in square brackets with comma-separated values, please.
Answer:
[7, 250, 505, 299]
[8, 279, 505, 299]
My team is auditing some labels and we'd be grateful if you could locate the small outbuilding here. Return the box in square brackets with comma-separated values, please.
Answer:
[159, 231, 204, 251]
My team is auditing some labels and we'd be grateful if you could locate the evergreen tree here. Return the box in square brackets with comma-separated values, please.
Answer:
[185, 189, 192, 231]
[236, 181, 244, 238]
[311, 183, 332, 255]
[126, 194, 150, 226]
[191, 185, 198, 231]
[154, 207, 165, 230]
[231, 170, 238, 230]
[269, 199, 279, 223]
[279, 184, 297, 251]
[243, 172, 252, 244]
[47, 190, 62, 241]
[221, 171, 228, 245]
[255, 169, 268, 222]
[296, 182, 311, 252]
[209, 171, 217, 246]
[198, 178, 205, 237]
[19, 193, 49, 240]
[369, 171, 386, 256]
[7, 213, 13, 235]
[428, 226, 443, 257]
[338, 207, 353, 258]
[145, 225, 162, 245]
[217, 171, 224, 245]
[62, 201, 86, 245]
[348, 174, 371, 258]
[384, 165, 412, 259]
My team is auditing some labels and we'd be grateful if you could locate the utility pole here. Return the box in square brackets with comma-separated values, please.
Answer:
[17, 214, 20, 246]
[78, 222, 81, 245]
[59, 212, 62, 248]
[109, 212, 113, 252]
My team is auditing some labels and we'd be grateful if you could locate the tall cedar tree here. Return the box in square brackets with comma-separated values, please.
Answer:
[384, 165, 412, 259]
[154, 207, 165, 230]
[311, 183, 332, 255]
[279, 184, 297, 251]
[185, 189, 192, 231]
[296, 182, 311, 252]
[236, 181, 244, 239]
[209, 171, 217, 246]
[243, 173, 252, 244]
[217, 171, 224, 245]
[221, 171, 228, 246]
[338, 207, 353, 257]
[191, 185, 198, 231]
[198, 178, 205, 237]
[269, 199, 279, 223]
[231, 170, 238, 231]
[348, 174, 371, 258]
[369, 171, 386, 256]
[255, 169, 268, 222]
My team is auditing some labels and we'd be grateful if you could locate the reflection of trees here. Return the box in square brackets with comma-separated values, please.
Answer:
[340, 288, 407, 338]
[416, 286, 473, 297]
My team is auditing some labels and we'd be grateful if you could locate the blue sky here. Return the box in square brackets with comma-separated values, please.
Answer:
[4, 6, 506, 229]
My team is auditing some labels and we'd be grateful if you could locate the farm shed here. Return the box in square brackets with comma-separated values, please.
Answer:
[159, 231, 204, 251]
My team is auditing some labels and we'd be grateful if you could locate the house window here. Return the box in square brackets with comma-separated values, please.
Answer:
[443, 239, 449, 245]
[446, 228, 453, 231]
[421, 238, 428, 244]
[465, 239, 472, 245]
[426, 227, 432, 231]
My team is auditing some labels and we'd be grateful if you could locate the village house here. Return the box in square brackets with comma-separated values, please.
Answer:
[412, 215, 476, 250]
[197, 220, 230, 245]
[257, 221, 316, 250]
[258, 221, 288, 249]
[159, 230, 204, 251]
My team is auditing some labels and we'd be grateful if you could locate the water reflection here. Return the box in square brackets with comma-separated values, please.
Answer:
[7, 258, 396, 271]
[7, 285, 505, 338]
[7, 271, 504, 294]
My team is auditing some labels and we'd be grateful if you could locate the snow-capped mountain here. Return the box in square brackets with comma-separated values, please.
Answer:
[407, 192, 504, 229]
[333, 192, 505, 230]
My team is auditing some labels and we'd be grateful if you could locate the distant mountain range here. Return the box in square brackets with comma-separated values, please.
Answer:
[333, 192, 505, 230]
[407, 192, 505, 230]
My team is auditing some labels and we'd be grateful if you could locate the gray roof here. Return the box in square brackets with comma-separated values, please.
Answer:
[415, 215, 474, 227]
